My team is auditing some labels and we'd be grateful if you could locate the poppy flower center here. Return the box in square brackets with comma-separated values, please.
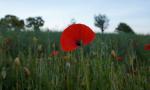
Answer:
[76, 40, 82, 46]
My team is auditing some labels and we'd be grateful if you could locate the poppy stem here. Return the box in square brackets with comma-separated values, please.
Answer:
[79, 41, 84, 61]
[79, 43, 90, 90]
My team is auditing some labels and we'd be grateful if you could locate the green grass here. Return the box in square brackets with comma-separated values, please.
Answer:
[0, 30, 150, 90]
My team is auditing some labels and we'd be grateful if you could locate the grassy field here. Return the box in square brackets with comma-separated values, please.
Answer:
[0, 30, 149, 90]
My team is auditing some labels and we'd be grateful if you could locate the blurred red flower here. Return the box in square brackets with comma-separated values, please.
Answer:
[144, 44, 150, 50]
[4, 37, 12, 45]
[50, 50, 59, 56]
[60, 23, 95, 52]
[116, 56, 123, 61]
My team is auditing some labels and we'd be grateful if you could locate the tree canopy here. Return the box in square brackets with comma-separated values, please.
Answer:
[94, 14, 109, 33]
[26, 17, 44, 31]
[0, 14, 24, 31]
[115, 22, 135, 34]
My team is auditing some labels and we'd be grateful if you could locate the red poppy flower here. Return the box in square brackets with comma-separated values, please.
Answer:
[4, 37, 12, 45]
[116, 56, 123, 61]
[50, 50, 59, 56]
[144, 44, 150, 50]
[60, 23, 95, 51]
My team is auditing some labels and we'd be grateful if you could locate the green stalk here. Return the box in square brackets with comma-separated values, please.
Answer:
[80, 42, 90, 90]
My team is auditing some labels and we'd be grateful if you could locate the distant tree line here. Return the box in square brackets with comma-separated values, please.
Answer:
[0, 14, 44, 32]
[0, 14, 135, 34]
[94, 14, 135, 34]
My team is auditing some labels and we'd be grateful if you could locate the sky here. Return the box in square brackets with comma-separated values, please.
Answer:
[0, 0, 150, 34]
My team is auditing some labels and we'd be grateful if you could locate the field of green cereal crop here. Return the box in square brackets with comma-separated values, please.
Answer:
[0, 30, 149, 90]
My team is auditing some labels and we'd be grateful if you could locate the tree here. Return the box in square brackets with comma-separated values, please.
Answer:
[94, 14, 109, 33]
[70, 18, 76, 24]
[26, 16, 44, 31]
[115, 22, 135, 34]
[0, 14, 24, 31]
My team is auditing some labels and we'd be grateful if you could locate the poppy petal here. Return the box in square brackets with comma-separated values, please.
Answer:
[60, 24, 95, 51]
[116, 56, 123, 61]
[80, 25, 95, 45]
[144, 44, 150, 50]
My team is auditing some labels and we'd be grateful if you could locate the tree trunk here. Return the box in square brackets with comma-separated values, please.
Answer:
[101, 27, 104, 40]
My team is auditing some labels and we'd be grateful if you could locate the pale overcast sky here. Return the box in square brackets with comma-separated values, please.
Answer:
[0, 0, 150, 34]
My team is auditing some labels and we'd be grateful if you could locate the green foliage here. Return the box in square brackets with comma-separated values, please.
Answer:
[0, 15, 24, 31]
[0, 30, 149, 90]
[26, 17, 44, 31]
[115, 22, 135, 34]
[94, 14, 109, 33]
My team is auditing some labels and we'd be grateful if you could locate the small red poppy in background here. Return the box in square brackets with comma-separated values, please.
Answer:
[4, 37, 12, 45]
[50, 50, 59, 56]
[144, 44, 150, 50]
[116, 56, 123, 61]
[60, 23, 95, 52]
